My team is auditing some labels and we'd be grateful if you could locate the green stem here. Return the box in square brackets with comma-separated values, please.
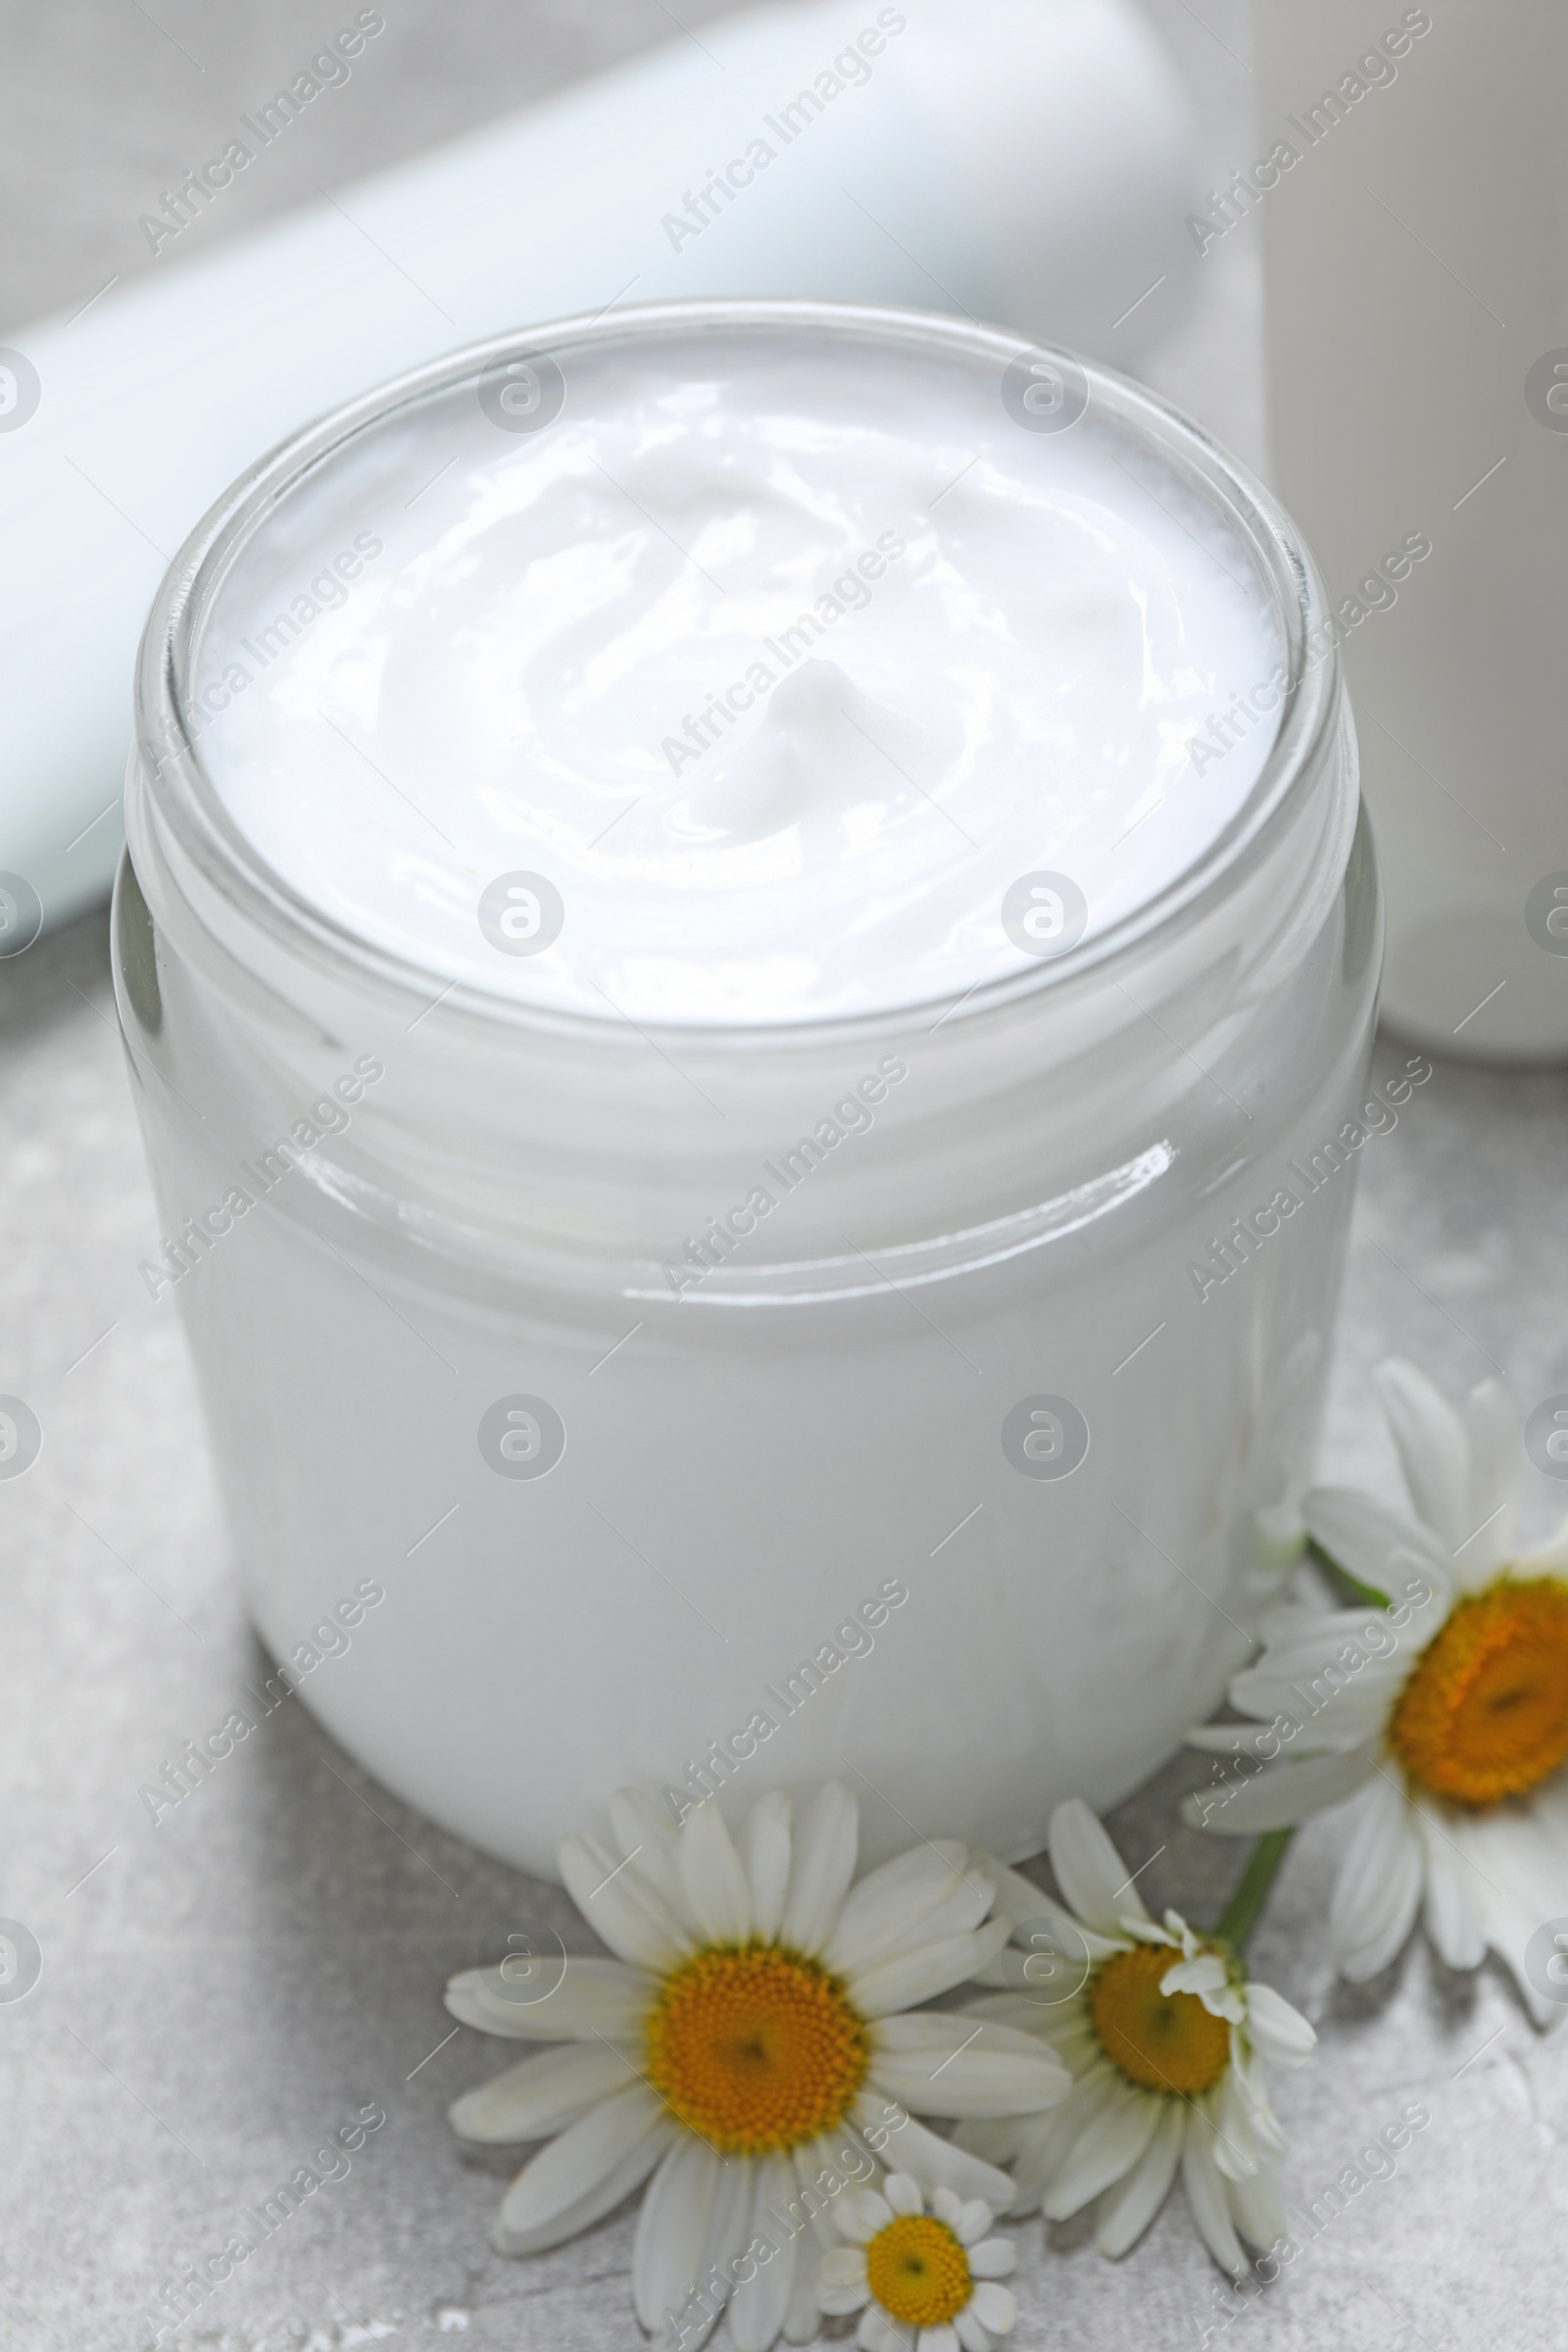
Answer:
[1307, 1539, 1390, 1612]
[1213, 1828, 1295, 1953]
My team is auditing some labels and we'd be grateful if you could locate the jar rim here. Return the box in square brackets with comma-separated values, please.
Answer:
[131, 296, 1344, 1052]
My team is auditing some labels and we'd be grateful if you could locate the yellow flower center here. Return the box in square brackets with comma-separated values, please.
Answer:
[1389, 1576, 1568, 1807]
[643, 1943, 869, 2154]
[864, 2214, 973, 2328]
[1088, 1941, 1232, 2094]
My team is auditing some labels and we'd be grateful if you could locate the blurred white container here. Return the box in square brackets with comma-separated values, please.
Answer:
[0, 0, 1200, 938]
[1254, 0, 1568, 1059]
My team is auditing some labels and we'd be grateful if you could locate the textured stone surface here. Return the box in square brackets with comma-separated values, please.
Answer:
[2, 3, 1563, 2347]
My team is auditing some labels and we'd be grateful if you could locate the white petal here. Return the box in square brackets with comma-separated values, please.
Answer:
[733, 2269, 803, 2352]
[1331, 1776, 1425, 1980]
[784, 2232, 823, 2344]
[1461, 1380, 1520, 1577]
[731, 2155, 800, 2352]
[680, 1796, 754, 1945]
[1049, 1799, 1148, 1933]
[1225, 2043, 1285, 2158]
[851, 1920, 1011, 2018]
[871, 2014, 1067, 2117]
[1452, 1800, 1568, 2025]
[919, 2327, 960, 2352]
[969, 1903, 1116, 1989]
[1217, 1680, 1393, 1759]
[1018, 2010, 1103, 2075]
[1233, 1630, 1412, 1697]
[953, 2307, 992, 2352]
[1093, 2097, 1184, 2257]
[1043, 2082, 1159, 2218]
[1187, 1719, 1353, 1759]
[444, 1955, 651, 2042]
[1206, 2070, 1262, 2180]
[1256, 1597, 1337, 1643]
[885, 2172, 924, 2215]
[824, 1842, 989, 1980]
[819, 2250, 868, 2287]
[966, 2237, 1015, 2278]
[970, 2280, 1016, 2333]
[951, 2115, 1030, 2169]
[956, 1992, 1090, 2057]
[494, 2084, 672, 2256]
[1160, 1951, 1229, 2005]
[698, 2151, 758, 2337]
[1242, 1982, 1316, 2066]
[1005, 2068, 1112, 2211]
[1374, 1358, 1469, 1551]
[611, 1787, 690, 1923]
[1162, 1910, 1198, 1953]
[634, 2136, 723, 2334]
[1226, 1646, 1402, 1716]
[1183, 1744, 1379, 1835]
[681, 2144, 761, 2342]
[863, 1871, 1002, 1972]
[560, 1832, 692, 1970]
[1224, 2155, 1286, 2251]
[448, 2040, 634, 2142]
[1180, 2117, 1245, 2275]
[953, 2198, 994, 2247]
[858, 2312, 894, 2352]
[976, 1854, 1054, 1930]
[821, 2281, 874, 2318]
[930, 2185, 965, 2232]
[1240, 1600, 1414, 1669]
[839, 2188, 896, 2242]
[862, 2102, 1012, 2209]
[780, 1783, 858, 1956]
[1000, 1886, 1120, 1965]
[784, 2133, 858, 2251]
[1302, 1487, 1450, 1597]
[1524, 1509, 1568, 1577]
[740, 1790, 793, 1942]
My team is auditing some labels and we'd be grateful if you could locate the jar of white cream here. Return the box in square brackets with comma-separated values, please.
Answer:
[117, 300, 1377, 1879]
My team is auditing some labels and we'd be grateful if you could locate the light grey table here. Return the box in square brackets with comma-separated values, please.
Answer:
[1, 4, 1562, 2346]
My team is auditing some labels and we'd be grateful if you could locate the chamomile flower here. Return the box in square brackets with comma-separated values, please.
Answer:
[955, 1801, 1314, 2276]
[1186, 1357, 1568, 2021]
[444, 1783, 1067, 2350]
[819, 2172, 1018, 2351]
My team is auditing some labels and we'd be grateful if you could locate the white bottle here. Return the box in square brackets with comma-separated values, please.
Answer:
[1253, 0, 1568, 1058]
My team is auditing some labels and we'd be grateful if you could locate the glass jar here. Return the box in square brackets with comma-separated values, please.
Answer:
[116, 300, 1378, 1880]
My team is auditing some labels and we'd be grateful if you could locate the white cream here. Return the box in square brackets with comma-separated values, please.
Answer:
[196, 331, 1283, 1023]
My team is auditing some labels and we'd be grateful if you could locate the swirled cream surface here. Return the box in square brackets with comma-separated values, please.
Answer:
[193, 328, 1285, 1023]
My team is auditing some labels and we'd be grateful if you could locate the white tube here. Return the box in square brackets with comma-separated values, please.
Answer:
[1254, 0, 1568, 1060]
[0, 0, 1200, 939]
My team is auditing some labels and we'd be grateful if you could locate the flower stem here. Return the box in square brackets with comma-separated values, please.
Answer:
[1308, 1539, 1390, 1611]
[1213, 1828, 1295, 1953]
